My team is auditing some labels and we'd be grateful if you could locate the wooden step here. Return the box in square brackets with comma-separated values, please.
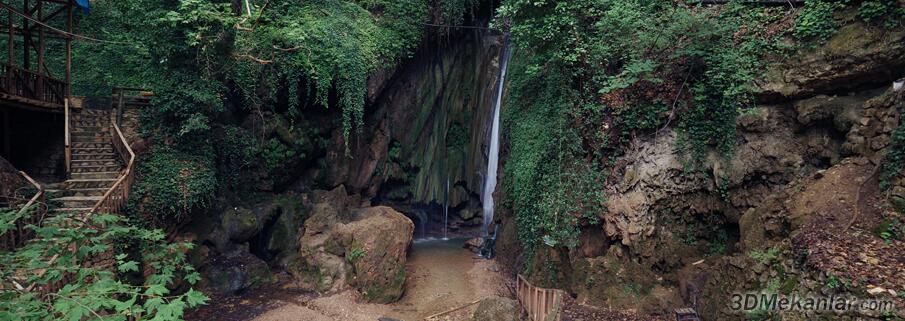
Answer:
[71, 165, 122, 173]
[47, 188, 108, 197]
[71, 121, 110, 128]
[51, 196, 103, 209]
[71, 132, 111, 138]
[71, 136, 112, 143]
[70, 126, 110, 133]
[70, 171, 121, 179]
[52, 207, 93, 214]
[72, 153, 118, 161]
[71, 147, 115, 154]
[72, 159, 121, 167]
[65, 178, 118, 189]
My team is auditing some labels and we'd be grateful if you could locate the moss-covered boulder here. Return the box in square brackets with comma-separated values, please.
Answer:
[291, 200, 413, 303]
[202, 251, 275, 295]
[331, 206, 414, 303]
[221, 207, 260, 243]
[265, 196, 306, 264]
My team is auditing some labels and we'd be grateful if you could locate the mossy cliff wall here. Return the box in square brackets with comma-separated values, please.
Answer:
[506, 20, 905, 321]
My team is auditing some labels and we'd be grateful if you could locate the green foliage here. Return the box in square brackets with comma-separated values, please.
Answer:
[826, 274, 845, 290]
[875, 218, 903, 243]
[228, 0, 429, 142]
[440, 0, 480, 26]
[73, 0, 447, 149]
[127, 146, 217, 226]
[0, 209, 207, 320]
[503, 62, 605, 253]
[881, 116, 905, 191]
[857, 0, 905, 27]
[748, 247, 781, 265]
[707, 229, 728, 255]
[347, 247, 365, 263]
[793, 0, 844, 41]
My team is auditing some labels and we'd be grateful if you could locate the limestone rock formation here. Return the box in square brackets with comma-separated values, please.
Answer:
[331, 206, 414, 303]
[759, 21, 905, 101]
[291, 188, 413, 303]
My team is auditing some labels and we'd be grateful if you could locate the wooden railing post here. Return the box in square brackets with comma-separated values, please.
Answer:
[64, 98, 70, 177]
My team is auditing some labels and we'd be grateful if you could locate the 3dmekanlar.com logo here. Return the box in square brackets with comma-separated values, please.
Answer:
[729, 293, 897, 313]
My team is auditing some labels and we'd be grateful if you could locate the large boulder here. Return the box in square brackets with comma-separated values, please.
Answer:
[330, 206, 414, 303]
[291, 192, 414, 303]
[471, 296, 519, 321]
[202, 250, 275, 295]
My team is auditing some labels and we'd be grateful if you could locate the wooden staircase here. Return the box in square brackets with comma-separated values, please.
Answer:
[48, 109, 124, 214]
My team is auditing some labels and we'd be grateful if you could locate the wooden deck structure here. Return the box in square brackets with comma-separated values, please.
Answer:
[0, 0, 75, 111]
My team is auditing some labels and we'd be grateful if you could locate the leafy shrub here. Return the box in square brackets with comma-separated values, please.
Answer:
[128, 146, 217, 226]
[793, 0, 844, 41]
[857, 0, 905, 27]
[875, 219, 903, 243]
[748, 247, 781, 265]
[0, 209, 207, 320]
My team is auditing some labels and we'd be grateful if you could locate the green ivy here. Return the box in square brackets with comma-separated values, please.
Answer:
[793, 0, 844, 41]
[857, 0, 905, 27]
[127, 146, 217, 226]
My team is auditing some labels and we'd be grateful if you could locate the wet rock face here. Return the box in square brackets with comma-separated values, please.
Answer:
[314, 31, 504, 227]
[471, 296, 519, 321]
[843, 91, 903, 157]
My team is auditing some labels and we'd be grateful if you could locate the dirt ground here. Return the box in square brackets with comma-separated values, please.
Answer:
[188, 238, 512, 321]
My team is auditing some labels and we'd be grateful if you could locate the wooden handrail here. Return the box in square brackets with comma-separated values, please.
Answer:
[89, 121, 135, 215]
[517, 274, 565, 321]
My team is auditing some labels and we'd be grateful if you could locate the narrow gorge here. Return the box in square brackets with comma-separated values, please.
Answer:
[1, 1, 904, 321]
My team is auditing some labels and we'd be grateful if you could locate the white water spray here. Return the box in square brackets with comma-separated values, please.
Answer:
[482, 42, 513, 236]
[444, 177, 449, 240]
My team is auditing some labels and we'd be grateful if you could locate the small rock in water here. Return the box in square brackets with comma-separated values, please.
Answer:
[464, 237, 484, 253]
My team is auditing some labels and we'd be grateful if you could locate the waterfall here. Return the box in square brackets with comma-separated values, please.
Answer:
[444, 177, 449, 240]
[482, 42, 513, 236]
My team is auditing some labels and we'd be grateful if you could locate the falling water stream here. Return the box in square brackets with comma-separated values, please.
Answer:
[481, 41, 513, 236]
[444, 178, 449, 240]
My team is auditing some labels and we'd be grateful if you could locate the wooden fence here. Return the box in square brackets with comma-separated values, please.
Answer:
[517, 274, 565, 321]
